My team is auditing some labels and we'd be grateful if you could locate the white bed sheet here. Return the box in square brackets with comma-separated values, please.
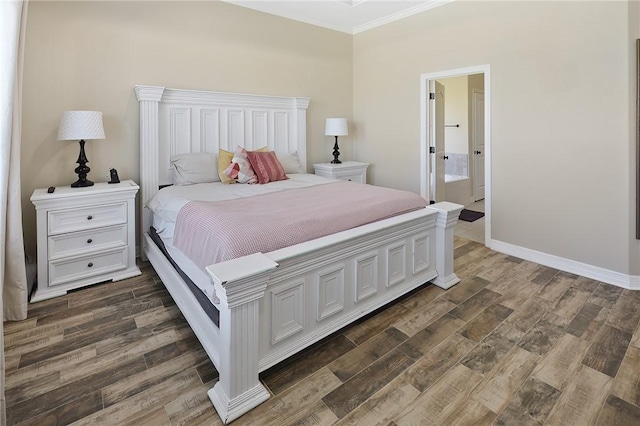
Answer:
[148, 173, 336, 239]
[147, 173, 338, 305]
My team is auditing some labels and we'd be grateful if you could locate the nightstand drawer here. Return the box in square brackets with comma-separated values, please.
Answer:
[48, 247, 128, 287]
[48, 202, 127, 235]
[48, 224, 127, 259]
[340, 173, 365, 183]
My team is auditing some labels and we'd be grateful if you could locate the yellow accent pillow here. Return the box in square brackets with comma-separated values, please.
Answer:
[218, 146, 268, 184]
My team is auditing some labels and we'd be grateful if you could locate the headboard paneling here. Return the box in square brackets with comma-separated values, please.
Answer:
[135, 85, 311, 257]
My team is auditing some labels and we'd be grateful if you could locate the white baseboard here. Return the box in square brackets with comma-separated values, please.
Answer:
[491, 239, 640, 291]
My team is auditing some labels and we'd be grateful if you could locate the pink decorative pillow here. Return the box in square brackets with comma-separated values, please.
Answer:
[247, 151, 288, 184]
[224, 146, 258, 184]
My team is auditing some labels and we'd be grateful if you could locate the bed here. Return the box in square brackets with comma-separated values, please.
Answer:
[135, 85, 462, 423]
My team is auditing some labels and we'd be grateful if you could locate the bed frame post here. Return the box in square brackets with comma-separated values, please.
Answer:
[135, 85, 165, 261]
[206, 253, 279, 424]
[428, 201, 463, 289]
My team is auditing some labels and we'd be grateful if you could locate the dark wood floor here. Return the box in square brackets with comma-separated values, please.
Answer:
[5, 237, 640, 425]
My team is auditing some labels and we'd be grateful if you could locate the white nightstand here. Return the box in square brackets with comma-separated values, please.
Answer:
[313, 161, 369, 184]
[30, 180, 141, 302]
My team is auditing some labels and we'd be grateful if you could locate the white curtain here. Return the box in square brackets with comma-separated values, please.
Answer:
[1, 0, 29, 422]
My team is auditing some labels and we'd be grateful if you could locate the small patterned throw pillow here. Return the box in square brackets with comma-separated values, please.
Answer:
[224, 146, 258, 184]
[217, 149, 236, 184]
[247, 151, 288, 184]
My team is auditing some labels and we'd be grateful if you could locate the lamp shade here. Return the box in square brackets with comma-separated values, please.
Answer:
[57, 111, 105, 141]
[325, 118, 348, 136]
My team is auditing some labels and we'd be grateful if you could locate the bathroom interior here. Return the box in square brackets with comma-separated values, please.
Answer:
[437, 73, 485, 243]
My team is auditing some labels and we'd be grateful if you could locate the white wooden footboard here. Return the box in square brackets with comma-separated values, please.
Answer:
[205, 203, 461, 423]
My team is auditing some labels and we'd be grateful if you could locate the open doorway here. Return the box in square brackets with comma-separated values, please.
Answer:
[419, 65, 491, 246]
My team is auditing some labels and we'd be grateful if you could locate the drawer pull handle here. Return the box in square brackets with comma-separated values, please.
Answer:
[87, 262, 94, 268]
[87, 239, 93, 244]
[87, 215, 93, 220]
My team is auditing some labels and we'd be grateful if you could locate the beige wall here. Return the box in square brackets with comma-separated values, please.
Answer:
[354, 1, 637, 274]
[437, 76, 468, 154]
[21, 1, 353, 255]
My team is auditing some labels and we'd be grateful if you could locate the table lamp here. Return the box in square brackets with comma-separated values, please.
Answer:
[57, 111, 105, 187]
[325, 118, 348, 164]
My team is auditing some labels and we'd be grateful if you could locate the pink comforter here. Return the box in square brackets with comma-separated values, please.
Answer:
[173, 181, 427, 269]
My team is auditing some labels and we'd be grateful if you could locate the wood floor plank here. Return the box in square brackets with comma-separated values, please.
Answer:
[7, 356, 148, 425]
[342, 303, 411, 345]
[335, 377, 420, 426]
[262, 334, 356, 396]
[394, 364, 483, 425]
[492, 376, 561, 426]
[448, 288, 503, 322]
[550, 285, 594, 326]
[134, 304, 182, 329]
[485, 260, 541, 297]
[16, 390, 103, 426]
[596, 394, 640, 426]
[606, 289, 640, 334]
[35, 292, 135, 325]
[536, 271, 578, 303]
[285, 400, 339, 426]
[397, 313, 465, 360]
[588, 282, 623, 308]
[571, 276, 601, 292]
[70, 367, 203, 426]
[392, 297, 457, 337]
[162, 382, 220, 426]
[101, 348, 209, 407]
[566, 302, 603, 339]
[18, 318, 137, 368]
[328, 326, 408, 382]
[239, 367, 341, 425]
[440, 275, 490, 305]
[460, 323, 524, 375]
[399, 284, 447, 311]
[457, 303, 513, 342]
[5, 346, 97, 390]
[581, 306, 612, 343]
[501, 295, 554, 334]
[530, 265, 559, 285]
[611, 345, 640, 407]
[475, 255, 523, 283]
[532, 332, 591, 391]
[582, 324, 632, 377]
[472, 346, 539, 414]
[3, 317, 37, 336]
[516, 312, 565, 356]
[322, 349, 414, 419]
[545, 364, 612, 425]
[402, 333, 476, 392]
[439, 400, 498, 426]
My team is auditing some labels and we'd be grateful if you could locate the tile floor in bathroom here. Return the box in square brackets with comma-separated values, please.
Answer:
[454, 199, 485, 244]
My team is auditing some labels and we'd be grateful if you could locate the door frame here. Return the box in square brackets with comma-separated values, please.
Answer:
[471, 88, 485, 203]
[419, 65, 492, 246]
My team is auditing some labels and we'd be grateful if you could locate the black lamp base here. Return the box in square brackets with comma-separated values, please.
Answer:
[71, 139, 93, 188]
[71, 178, 94, 188]
[331, 136, 342, 164]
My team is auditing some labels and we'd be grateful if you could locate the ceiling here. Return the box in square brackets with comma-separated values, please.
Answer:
[219, 0, 454, 34]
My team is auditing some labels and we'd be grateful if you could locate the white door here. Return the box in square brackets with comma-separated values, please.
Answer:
[472, 90, 485, 201]
[430, 81, 446, 203]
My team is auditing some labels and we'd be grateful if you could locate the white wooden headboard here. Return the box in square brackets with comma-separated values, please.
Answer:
[134, 85, 311, 251]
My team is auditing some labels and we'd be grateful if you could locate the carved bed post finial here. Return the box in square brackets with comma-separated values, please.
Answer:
[428, 201, 464, 289]
[135, 85, 165, 260]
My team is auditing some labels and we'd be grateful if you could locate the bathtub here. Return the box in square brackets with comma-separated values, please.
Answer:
[445, 174, 471, 206]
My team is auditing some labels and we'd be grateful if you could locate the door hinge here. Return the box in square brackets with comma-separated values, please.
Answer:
[429, 146, 435, 154]
[429, 92, 435, 100]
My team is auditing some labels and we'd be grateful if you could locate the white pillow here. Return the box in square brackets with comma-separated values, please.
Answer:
[276, 151, 303, 174]
[171, 153, 220, 185]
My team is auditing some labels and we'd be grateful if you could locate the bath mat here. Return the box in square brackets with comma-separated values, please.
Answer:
[459, 209, 484, 222]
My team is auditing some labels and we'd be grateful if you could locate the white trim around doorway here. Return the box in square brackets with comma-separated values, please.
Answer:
[419, 64, 492, 247]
